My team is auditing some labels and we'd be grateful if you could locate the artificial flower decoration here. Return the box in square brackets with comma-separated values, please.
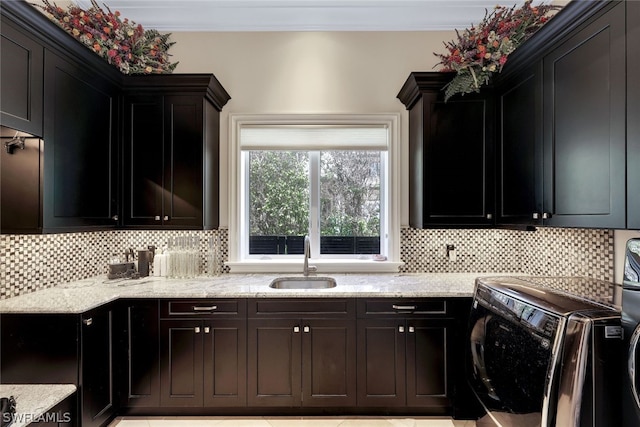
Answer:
[434, 0, 561, 101]
[35, 0, 178, 74]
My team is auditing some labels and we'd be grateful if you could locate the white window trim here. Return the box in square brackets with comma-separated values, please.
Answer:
[227, 113, 403, 274]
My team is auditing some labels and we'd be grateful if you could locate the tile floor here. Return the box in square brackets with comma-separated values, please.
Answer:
[109, 417, 476, 427]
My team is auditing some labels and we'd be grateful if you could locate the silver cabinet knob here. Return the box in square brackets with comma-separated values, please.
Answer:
[542, 212, 551, 219]
[195, 326, 201, 333]
[112, 215, 118, 221]
[533, 212, 540, 220]
[164, 215, 170, 221]
[293, 326, 300, 333]
[155, 216, 161, 221]
[204, 326, 210, 334]
[303, 326, 310, 333]
[398, 326, 405, 333]
[83, 318, 93, 326]
[409, 326, 415, 333]
[486, 213, 493, 220]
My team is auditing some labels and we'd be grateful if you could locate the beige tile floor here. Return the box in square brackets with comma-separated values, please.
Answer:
[109, 417, 476, 427]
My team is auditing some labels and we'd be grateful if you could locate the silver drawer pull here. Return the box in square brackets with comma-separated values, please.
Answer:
[83, 318, 93, 326]
[193, 306, 217, 311]
[392, 305, 417, 311]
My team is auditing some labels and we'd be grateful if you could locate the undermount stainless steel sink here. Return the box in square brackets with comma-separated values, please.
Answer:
[269, 276, 337, 289]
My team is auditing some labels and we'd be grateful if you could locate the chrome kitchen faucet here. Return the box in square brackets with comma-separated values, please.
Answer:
[303, 236, 317, 276]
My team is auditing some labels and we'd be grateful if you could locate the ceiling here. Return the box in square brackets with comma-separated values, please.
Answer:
[74, 0, 531, 32]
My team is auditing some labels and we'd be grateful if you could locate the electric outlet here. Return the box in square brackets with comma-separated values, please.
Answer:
[446, 244, 457, 262]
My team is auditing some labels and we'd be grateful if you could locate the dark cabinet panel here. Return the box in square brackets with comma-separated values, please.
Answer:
[119, 301, 161, 408]
[123, 96, 164, 227]
[0, 133, 42, 233]
[247, 318, 301, 407]
[160, 320, 204, 407]
[398, 72, 494, 228]
[43, 50, 118, 231]
[628, 0, 640, 230]
[356, 319, 406, 407]
[203, 319, 247, 407]
[302, 318, 357, 407]
[0, 18, 43, 136]
[405, 320, 449, 407]
[542, 2, 626, 228]
[496, 64, 543, 226]
[81, 307, 115, 427]
[163, 96, 204, 227]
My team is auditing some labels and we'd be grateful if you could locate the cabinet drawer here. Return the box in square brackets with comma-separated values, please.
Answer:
[248, 298, 355, 318]
[161, 299, 246, 318]
[357, 299, 448, 318]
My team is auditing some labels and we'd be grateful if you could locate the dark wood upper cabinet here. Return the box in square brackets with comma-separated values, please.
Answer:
[0, 17, 43, 136]
[495, 64, 543, 227]
[398, 72, 494, 228]
[541, 1, 626, 228]
[122, 75, 230, 229]
[42, 50, 119, 231]
[627, 0, 640, 230]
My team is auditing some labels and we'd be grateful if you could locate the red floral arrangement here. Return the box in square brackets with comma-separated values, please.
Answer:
[434, 0, 561, 101]
[35, 0, 178, 74]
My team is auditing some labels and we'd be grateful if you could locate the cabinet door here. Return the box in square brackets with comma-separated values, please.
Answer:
[0, 18, 43, 136]
[43, 50, 118, 230]
[422, 96, 494, 227]
[302, 318, 356, 407]
[496, 64, 543, 226]
[405, 320, 451, 408]
[542, 2, 626, 228]
[81, 308, 115, 427]
[1, 135, 42, 233]
[203, 319, 247, 407]
[356, 319, 406, 407]
[160, 320, 204, 407]
[247, 318, 301, 407]
[163, 95, 204, 228]
[122, 301, 160, 408]
[628, 0, 640, 230]
[123, 95, 164, 227]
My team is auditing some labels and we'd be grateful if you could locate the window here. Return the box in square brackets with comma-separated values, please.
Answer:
[228, 114, 401, 273]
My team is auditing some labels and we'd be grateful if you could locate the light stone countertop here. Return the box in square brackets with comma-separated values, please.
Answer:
[0, 273, 512, 314]
[0, 384, 76, 427]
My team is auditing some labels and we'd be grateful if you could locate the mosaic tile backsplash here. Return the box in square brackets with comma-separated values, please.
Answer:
[1, 227, 614, 300]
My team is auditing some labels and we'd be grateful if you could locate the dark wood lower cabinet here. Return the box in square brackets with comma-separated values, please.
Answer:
[80, 307, 115, 427]
[357, 319, 450, 409]
[247, 318, 356, 407]
[160, 319, 247, 407]
[0, 307, 115, 427]
[120, 301, 161, 408]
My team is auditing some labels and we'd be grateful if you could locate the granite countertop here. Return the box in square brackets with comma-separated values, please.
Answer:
[0, 384, 76, 427]
[0, 272, 507, 314]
